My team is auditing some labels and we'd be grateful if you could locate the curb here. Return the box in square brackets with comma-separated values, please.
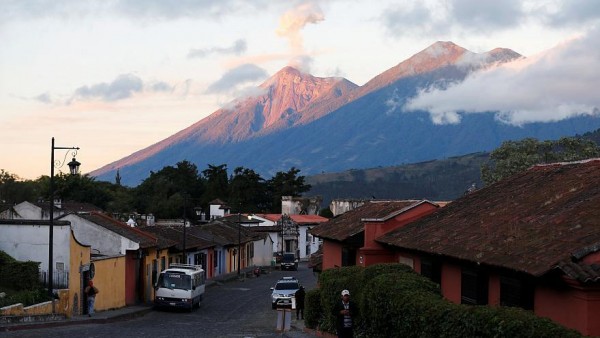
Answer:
[0, 307, 153, 332]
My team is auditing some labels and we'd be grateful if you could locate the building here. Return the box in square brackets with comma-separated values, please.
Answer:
[248, 214, 328, 259]
[310, 200, 439, 269]
[377, 159, 600, 336]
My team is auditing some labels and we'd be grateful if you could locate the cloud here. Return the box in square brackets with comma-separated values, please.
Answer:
[276, 2, 324, 55]
[70, 74, 143, 102]
[150, 81, 174, 92]
[35, 92, 52, 104]
[449, 0, 523, 31]
[382, 0, 524, 36]
[205, 64, 268, 94]
[540, 0, 600, 28]
[381, 0, 600, 38]
[403, 28, 600, 125]
[0, 0, 270, 22]
[188, 39, 247, 59]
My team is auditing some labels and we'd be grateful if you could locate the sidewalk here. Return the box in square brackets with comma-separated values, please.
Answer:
[0, 266, 275, 333]
[0, 305, 153, 332]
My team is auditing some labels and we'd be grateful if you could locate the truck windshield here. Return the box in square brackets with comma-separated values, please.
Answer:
[157, 273, 191, 290]
[282, 254, 295, 262]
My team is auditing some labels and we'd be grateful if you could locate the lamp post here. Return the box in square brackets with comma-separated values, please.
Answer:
[48, 137, 80, 304]
[182, 197, 187, 264]
[280, 215, 284, 257]
[237, 211, 241, 277]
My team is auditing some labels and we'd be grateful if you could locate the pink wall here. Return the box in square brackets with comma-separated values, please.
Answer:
[359, 248, 394, 267]
[363, 203, 438, 251]
[322, 241, 343, 270]
[535, 282, 600, 336]
[125, 252, 137, 305]
[441, 263, 462, 304]
[488, 274, 500, 306]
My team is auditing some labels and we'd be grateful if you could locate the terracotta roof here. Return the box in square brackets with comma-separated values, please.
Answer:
[289, 214, 329, 224]
[76, 212, 158, 249]
[377, 159, 600, 279]
[195, 219, 258, 246]
[310, 200, 431, 242]
[141, 226, 212, 250]
[556, 261, 600, 283]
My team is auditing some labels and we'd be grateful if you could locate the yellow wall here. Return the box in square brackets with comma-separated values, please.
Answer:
[142, 248, 170, 303]
[92, 256, 126, 311]
[69, 230, 91, 317]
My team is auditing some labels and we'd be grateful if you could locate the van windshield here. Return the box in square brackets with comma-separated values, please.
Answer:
[157, 272, 191, 290]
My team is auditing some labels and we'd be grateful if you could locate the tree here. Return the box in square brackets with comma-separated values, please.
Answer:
[266, 167, 311, 212]
[228, 167, 268, 213]
[481, 137, 600, 185]
[134, 160, 204, 218]
[0, 170, 39, 204]
[201, 164, 229, 205]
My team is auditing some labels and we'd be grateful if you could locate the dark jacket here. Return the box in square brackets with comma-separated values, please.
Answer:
[334, 300, 358, 332]
[295, 288, 306, 309]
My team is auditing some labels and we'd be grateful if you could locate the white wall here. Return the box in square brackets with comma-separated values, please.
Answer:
[252, 235, 274, 267]
[0, 223, 71, 272]
[62, 214, 140, 256]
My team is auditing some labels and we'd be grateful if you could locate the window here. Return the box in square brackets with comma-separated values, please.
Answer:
[500, 276, 533, 310]
[161, 257, 166, 271]
[194, 253, 206, 269]
[461, 268, 488, 305]
[152, 260, 158, 284]
[341, 248, 356, 266]
[421, 258, 441, 284]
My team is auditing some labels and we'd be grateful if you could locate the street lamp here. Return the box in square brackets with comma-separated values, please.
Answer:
[182, 198, 187, 264]
[237, 211, 241, 277]
[48, 137, 80, 304]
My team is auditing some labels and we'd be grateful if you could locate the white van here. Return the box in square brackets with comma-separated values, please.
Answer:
[154, 263, 205, 311]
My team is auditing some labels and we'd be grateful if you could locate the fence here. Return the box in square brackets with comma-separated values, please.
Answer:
[40, 270, 69, 290]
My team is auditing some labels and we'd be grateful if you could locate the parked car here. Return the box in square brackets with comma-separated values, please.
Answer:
[270, 276, 300, 309]
[281, 253, 298, 271]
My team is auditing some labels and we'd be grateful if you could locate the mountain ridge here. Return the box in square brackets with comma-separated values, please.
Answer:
[90, 41, 600, 186]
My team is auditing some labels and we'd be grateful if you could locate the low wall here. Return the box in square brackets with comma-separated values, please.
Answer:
[0, 289, 70, 318]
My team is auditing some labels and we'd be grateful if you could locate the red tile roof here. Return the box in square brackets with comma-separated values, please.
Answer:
[77, 212, 159, 249]
[377, 159, 600, 280]
[310, 200, 432, 242]
[141, 225, 211, 250]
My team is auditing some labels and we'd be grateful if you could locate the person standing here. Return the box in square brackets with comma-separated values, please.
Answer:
[295, 286, 306, 320]
[84, 280, 99, 317]
[334, 289, 357, 338]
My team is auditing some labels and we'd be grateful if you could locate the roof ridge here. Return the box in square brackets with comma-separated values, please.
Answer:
[90, 211, 158, 242]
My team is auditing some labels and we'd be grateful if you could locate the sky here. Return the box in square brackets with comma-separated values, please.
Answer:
[1, 0, 599, 181]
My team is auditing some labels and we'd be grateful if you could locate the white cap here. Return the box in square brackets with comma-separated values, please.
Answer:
[341, 289, 350, 296]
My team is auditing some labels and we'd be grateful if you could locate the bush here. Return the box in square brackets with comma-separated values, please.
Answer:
[304, 288, 322, 329]
[0, 250, 50, 307]
[0, 287, 49, 308]
[307, 264, 581, 338]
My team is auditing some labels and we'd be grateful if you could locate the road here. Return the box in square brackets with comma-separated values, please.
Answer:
[3, 263, 318, 338]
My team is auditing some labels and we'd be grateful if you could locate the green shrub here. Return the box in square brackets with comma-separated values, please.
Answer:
[304, 288, 322, 329]
[318, 265, 364, 333]
[0, 287, 50, 308]
[307, 264, 581, 338]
